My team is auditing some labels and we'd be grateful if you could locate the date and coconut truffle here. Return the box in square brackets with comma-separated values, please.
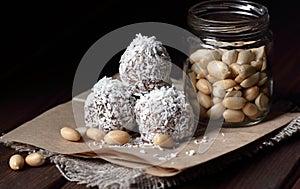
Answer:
[84, 77, 135, 133]
[119, 34, 172, 94]
[134, 85, 195, 143]
[84, 34, 196, 145]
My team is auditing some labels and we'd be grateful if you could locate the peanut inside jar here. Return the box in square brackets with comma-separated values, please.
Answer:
[188, 46, 271, 126]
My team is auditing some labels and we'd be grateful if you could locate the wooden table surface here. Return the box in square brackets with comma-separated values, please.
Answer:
[1, 0, 300, 188]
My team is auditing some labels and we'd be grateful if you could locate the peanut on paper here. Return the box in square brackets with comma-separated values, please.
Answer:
[153, 133, 174, 148]
[104, 130, 130, 145]
[60, 127, 81, 142]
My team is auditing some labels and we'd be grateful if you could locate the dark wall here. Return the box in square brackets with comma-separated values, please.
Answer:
[2, 0, 300, 104]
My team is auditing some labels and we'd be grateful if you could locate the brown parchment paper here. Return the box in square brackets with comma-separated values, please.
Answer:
[1, 92, 299, 177]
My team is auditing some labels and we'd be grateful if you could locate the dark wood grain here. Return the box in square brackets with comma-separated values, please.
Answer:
[61, 182, 95, 189]
[292, 176, 300, 189]
[288, 166, 300, 189]
[0, 146, 66, 189]
[180, 136, 300, 189]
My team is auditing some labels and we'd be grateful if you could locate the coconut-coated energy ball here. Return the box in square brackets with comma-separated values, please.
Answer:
[134, 85, 195, 143]
[84, 76, 135, 133]
[119, 34, 172, 94]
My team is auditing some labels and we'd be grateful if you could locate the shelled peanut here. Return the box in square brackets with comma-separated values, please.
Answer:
[189, 46, 271, 123]
[9, 153, 46, 171]
[60, 126, 131, 145]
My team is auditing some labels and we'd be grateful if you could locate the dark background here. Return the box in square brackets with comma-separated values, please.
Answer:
[0, 1, 300, 188]
[1, 0, 300, 130]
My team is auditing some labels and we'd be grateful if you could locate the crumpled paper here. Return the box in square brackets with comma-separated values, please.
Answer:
[4, 114, 300, 189]
[1, 92, 299, 177]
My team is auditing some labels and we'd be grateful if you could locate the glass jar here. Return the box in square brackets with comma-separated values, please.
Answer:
[185, 0, 273, 127]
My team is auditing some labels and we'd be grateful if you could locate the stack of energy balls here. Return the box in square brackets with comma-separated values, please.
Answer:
[84, 34, 195, 146]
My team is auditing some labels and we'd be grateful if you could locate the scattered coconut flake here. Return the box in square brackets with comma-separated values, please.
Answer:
[87, 141, 103, 149]
[185, 150, 196, 156]
[158, 157, 167, 161]
[153, 145, 164, 151]
[153, 152, 178, 162]
[194, 136, 210, 144]
[139, 149, 146, 154]
[169, 153, 178, 158]
[202, 136, 209, 143]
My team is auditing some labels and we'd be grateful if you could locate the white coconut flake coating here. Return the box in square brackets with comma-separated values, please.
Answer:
[119, 33, 172, 94]
[134, 86, 195, 143]
[84, 76, 135, 133]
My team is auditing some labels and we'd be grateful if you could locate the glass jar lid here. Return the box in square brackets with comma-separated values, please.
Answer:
[187, 0, 270, 42]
